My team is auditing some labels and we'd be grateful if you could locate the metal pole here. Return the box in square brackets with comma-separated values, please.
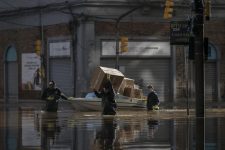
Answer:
[68, 4, 78, 97]
[115, 24, 120, 70]
[193, 0, 205, 149]
[194, 0, 205, 118]
[39, 6, 46, 92]
[114, 5, 144, 70]
[186, 52, 189, 116]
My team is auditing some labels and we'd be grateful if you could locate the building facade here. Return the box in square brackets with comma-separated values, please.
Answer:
[0, 0, 225, 103]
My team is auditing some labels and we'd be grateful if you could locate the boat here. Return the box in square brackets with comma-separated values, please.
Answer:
[67, 94, 147, 111]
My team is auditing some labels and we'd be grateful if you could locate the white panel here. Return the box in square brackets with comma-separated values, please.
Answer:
[21, 53, 41, 90]
[102, 41, 171, 56]
[49, 41, 71, 57]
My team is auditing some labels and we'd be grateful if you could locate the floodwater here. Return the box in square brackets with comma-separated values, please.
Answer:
[0, 103, 225, 150]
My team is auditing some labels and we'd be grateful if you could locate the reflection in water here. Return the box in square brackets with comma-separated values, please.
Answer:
[147, 119, 159, 139]
[5, 107, 19, 150]
[36, 112, 61, 150]
[94, 117, 117, 150]
[1, 105, 225, 150]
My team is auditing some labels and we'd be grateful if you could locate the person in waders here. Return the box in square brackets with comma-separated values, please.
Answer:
[41, 81, 68, 112]
[94, 79, 117, 115]
[147, 84, 160, 111]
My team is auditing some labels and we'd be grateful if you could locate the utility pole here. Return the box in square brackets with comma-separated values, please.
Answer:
[193, 0, 205, 149]
[115, 5, 143, 70]
[115, 23, 120, 70]
[39, 6, 46, 93]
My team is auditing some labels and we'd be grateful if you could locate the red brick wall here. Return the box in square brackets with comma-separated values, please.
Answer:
[95, 21, 170, 36]
[1, 20, 224, 100]
[0, 23, 71, 99]
[175, 21, 225, 100]
[205, 21, 225, 99]
[96, 21, 225, 101]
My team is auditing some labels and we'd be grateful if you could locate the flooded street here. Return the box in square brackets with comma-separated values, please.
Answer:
[1, 103, 225, 150]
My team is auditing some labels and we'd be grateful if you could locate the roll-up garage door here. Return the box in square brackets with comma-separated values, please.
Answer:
[205, 62, 217, 101]
[49, 58, 74, 96]
[101, 58, 171, 102]
[7, 62, 18, 98]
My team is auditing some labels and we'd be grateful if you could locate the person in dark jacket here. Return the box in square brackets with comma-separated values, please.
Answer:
[41, 80, 68, 112]
[147, 84, 160, 111]
[94, 79, 117, 115]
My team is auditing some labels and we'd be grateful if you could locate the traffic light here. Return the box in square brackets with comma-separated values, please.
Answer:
[205, 0, 211, 21]
[163, 0, 174, 19]
[120, 36, 128, 53]
[35, 39, 41, 56]
[40, 65, 45, 79]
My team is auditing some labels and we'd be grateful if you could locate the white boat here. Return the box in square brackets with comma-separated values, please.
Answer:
[68, 94, 146, 111]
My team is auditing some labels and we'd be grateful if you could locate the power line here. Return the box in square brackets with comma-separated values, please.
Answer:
[0, 20, 38, 27]
[0, 0, 17, 9]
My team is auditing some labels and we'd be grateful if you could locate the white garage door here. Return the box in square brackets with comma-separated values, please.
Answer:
[205, 62, 217, 101]
[101, 58, 171, 102]
[49, 58, 74, 96]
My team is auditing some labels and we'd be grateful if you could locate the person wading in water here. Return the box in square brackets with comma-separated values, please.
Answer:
[41, 81, 68, 112]
[94, 79, 117, 115]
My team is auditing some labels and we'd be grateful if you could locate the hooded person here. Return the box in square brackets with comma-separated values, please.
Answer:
[94, 79, 117, 115]
[41, 80, 68, 112]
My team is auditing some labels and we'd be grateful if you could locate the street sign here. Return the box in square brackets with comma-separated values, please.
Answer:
[170, 21, 191, 45]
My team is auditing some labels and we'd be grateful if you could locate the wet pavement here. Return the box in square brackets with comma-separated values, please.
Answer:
[0, 101, 225, 150]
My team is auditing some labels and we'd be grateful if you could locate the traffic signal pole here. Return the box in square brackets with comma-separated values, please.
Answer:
[194, 0, 205, 117]
[115, 24, 120, 70]
[115, 5, 143, 69]
[193, 0, 205, 149]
